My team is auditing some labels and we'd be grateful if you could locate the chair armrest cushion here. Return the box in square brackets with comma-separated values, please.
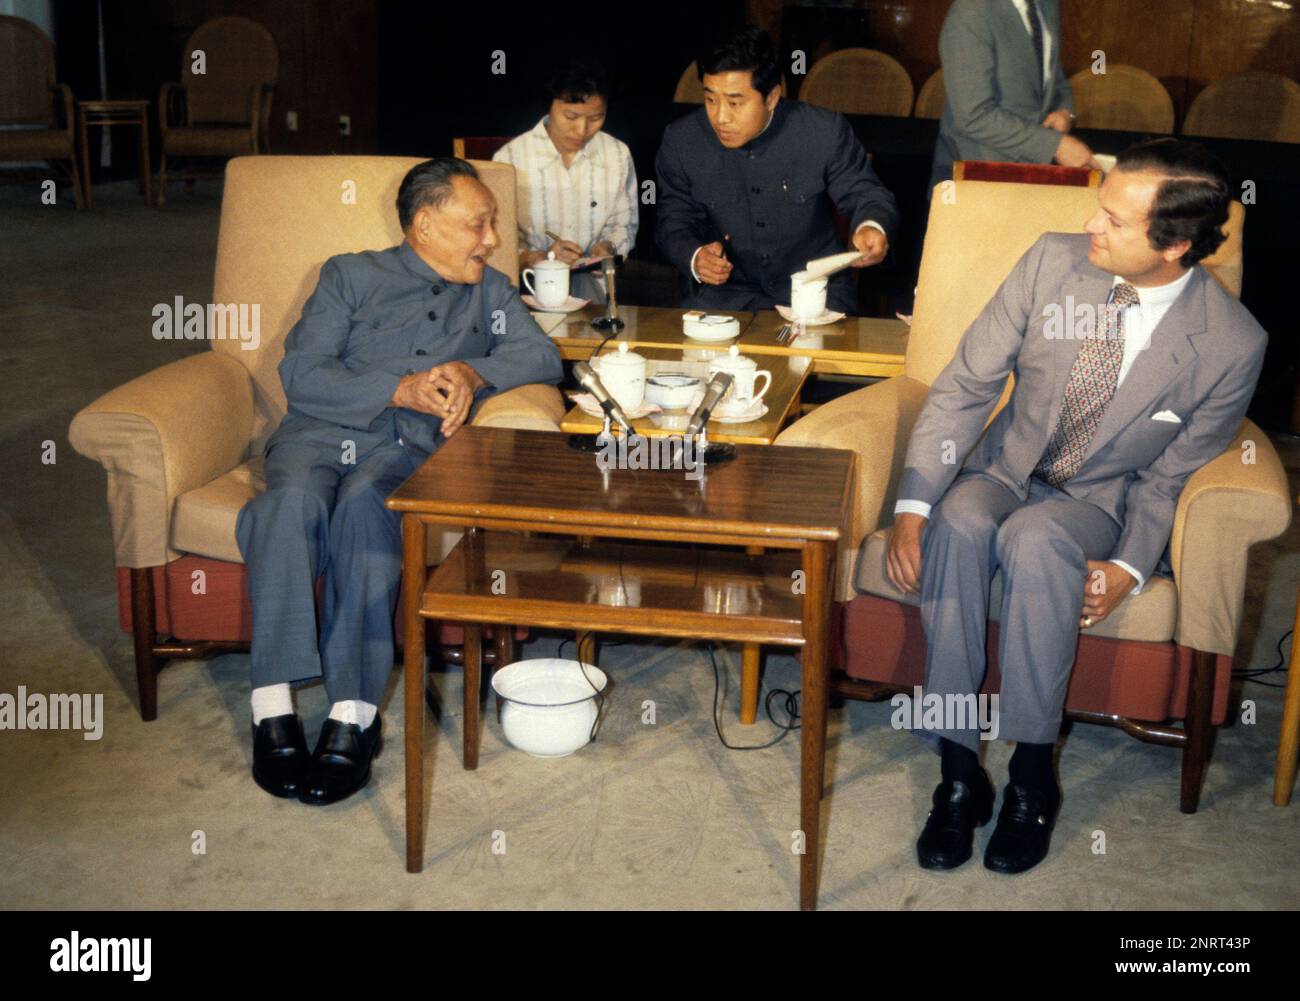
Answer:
[774, 375, 930, 600]
[1171, 419, 1291, 655]
[471, 383, 565, 432]
[158, 82, 185, 131]
[68, 352, 254, 567]
[52, 83, 74, 133]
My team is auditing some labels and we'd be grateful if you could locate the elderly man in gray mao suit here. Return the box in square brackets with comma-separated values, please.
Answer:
[931, 0, 1096, 191]
[884, 140, 1265, 873]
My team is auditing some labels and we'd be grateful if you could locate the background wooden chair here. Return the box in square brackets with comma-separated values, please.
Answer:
[0, 14, 82, 208]
[773, 180, 1288, 813]
[1068, 65, 1175, 134]
[68, 156, 564, 721]
[954, 160, 1101, 187]
[157, 16, 277, 206]
[1183, 72, 1300, 144]
[673, 62, 704, 103]
[800, 48, 914, 117]
[452, 136, 511, 160]
[1276, 519, 1300, 806]
[913, 67, 945, 120]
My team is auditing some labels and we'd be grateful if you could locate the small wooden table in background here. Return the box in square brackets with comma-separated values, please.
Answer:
[78, 99, 152, 209]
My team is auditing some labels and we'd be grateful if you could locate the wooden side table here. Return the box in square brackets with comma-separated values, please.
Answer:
[387, 426, 854, 910]
[78, 100, 153, 209]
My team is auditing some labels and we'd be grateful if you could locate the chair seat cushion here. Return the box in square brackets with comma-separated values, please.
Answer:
[164, 124, 256, 157]
[170, 458, 458, 565]
[854, 527, 1178, 643]
[0, 128, 73, 159]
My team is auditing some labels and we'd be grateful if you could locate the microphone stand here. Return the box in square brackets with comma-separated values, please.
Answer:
[590, 257, 625, 332]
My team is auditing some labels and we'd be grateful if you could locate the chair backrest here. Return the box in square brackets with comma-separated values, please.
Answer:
[954, 160, 1100, 186]
[1183, 72, 1300, 143]
[914, 67, 945, 119]
[0, 14, 55, 125]
[453, 136, 511, 160]
[800, 48, 914, 117]
[1068, 65, 1175, 134]
[211, 156, 519, 449]
[907, 180, 1245, 388]
[181, 16, 278, 125]
[674, 62, 704, 103]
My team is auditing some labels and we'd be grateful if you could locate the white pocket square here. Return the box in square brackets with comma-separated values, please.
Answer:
[1151, 410, 1182, 423]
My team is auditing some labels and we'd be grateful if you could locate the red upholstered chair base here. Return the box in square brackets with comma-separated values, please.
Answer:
[116, 556, 526, 720]
[831, 594, 1230, 812]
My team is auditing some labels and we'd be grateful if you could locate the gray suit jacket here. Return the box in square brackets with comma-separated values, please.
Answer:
[932, 0, 1074, 188]
[892, 232, 1266, 585]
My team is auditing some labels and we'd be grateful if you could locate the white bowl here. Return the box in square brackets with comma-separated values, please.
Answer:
[491, 659, 608, 758]
[644, 373, 702, 410]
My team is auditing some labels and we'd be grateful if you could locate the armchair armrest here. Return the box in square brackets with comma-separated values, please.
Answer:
[775, 375, 931, 600]
[52, 83, 74, 134]
[68, 352, 254, 568]
[471, 383, 565, 432]
[257, 84, 275, 153]
[1171, 419, 1291, 655]
[158, 82, 186, 132]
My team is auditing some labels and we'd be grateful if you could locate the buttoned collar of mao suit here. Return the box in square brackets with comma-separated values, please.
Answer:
[528, 116, 607, 171]
[398, 239, 453, 293]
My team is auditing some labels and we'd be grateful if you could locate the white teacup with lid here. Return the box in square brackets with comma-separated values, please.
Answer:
[707, 344, 772, 416]
[590, 341, 646, 412]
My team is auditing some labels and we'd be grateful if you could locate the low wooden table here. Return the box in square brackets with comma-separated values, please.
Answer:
[387, 426, 854, 910]
[78, 99, 152, 209]
[542, 304, 908, 378]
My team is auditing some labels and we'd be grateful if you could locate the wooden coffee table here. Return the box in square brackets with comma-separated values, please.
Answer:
[387, 426, 854, 910]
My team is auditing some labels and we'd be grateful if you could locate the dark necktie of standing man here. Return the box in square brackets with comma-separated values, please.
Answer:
[1035, 282, 1142, 487]
[1025, 0, 1046, 88]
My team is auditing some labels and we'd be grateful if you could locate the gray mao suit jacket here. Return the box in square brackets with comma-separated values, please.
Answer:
[881, 232, 1266, 588]
[931, 0, 1075, 189]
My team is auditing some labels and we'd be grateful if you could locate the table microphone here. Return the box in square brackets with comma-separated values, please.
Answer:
[572, 361, 634, 436]
[685, 372, 734, 438]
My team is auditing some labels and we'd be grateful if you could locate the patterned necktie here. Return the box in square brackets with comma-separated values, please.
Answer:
[1034, 282, 1141, 488]
[1025, 0, 1045, 85]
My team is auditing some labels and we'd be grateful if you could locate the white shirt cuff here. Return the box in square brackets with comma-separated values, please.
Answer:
[689, 246, 704, 283]
[894, 499, 932, 519]
[854, 220, 886, 237]
[1110, 560, 1145, 594]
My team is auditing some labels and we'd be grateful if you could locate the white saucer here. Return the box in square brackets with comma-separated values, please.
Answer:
[571, 393, 661, 420]
[775, 305, 847, 326]
[682, 389, 768, 424]
[524, 294, 590, 313]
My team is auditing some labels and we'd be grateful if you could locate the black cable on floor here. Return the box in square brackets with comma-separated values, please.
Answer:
[1233, 628, 1291, 689]
[708, 643, 800, 750]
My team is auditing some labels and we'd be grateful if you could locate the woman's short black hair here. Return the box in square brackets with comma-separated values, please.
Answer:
[1115, 138, 1231, 267]
[396, 157, 478, 230]
[547, 54, 609, 105]
[696, 25, 781, 96]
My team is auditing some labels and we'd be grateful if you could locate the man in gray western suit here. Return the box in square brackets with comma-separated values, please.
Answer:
[931, 0, 1097, 191]
[884, 139, 1264, 873]
[236, 158, 562, 806]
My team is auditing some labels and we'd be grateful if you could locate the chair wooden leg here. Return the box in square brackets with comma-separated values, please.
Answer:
[1180, 648, 1217, 814]
[68, 156, 85, 210]
[129, 567, 160, 721]
[740, 643, 761, 724]
[1274, 590, 1300, 805]
[157, 152, 167, 208]
[463, 624, 482, 770]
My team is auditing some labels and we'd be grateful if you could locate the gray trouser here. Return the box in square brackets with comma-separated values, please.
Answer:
[919, 473, 1121, 751]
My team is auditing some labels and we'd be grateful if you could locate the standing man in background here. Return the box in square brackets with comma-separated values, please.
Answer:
[931, 0, 1096, 192]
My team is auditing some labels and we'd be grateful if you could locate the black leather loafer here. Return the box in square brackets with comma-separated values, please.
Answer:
[916, 770, 995, 870]
[298, 717, 383, 806]
[251, 714, 310, 799]
[984, 783, 1061, 874]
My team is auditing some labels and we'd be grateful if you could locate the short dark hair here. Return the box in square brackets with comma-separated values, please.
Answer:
[396, 157, 478, 230]
[1115, 138, 1231, 267]
[547, 54, 609, 104]
[696, 25, 781, 97]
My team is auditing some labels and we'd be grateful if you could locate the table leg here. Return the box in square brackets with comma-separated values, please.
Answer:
[79, 113, 92, 210]
[493, 626, 515, 670]
[741, 544, 764, 724]
[402, 514, 427, 874]
[799, 540, 832, 912]
[464, 624, 482, 770]
[138, 114, 153, 207]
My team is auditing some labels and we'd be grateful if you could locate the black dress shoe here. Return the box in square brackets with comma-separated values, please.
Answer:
[984, 783, 1061, 874]
[298, 717, 383, 806]
[251, 714, 310, 799]
[916, 770, 995, 870]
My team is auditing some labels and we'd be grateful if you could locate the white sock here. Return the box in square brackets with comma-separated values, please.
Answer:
[328, 700, 378, 729]
[251, 683, 293, 725]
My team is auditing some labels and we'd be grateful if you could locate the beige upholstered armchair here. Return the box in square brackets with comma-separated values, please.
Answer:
[69, 156, 565, 721]
[775, 180, 1289, 812]
[0, 14, 81, 208]
[157, 16, 277, 206]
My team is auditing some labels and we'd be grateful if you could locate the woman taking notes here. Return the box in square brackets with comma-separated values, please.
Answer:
[493, 55, 638, 303]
